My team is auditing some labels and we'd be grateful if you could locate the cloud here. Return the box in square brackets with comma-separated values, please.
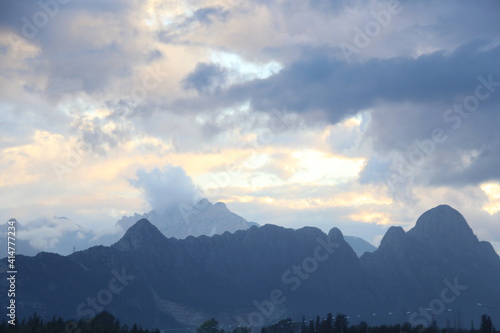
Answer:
[181, 62, 228, 95]
[358, 75, 500, 191]
[170, 40, 500, 129]
[1, 0, 500, 254]
[129, 165, 202, 214]
[428, 139, 500, 186]
[0, 0, 156, 100]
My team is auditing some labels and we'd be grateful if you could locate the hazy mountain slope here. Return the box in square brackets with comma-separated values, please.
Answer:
[344, 235, 377, 257]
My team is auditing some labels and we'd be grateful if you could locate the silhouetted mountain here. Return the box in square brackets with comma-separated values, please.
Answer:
[360, 205, 500, 324]
[2, 199, 257, 256]
[114, 218, 167, 252]
[1, 205, 499, 330]
[407, 204, 481, 257]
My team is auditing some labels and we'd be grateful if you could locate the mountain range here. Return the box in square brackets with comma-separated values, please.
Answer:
[0, 199, 257, 257]
[1, 199, 376, 258]
[1, 205, 498, 330]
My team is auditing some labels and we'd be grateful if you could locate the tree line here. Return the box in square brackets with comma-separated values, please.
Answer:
[198, 313, 496, 333]
[1, 311, 495, 333]
[0, 311, 160, 333]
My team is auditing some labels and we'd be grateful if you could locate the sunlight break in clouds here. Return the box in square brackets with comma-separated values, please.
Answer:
[481, 182, 500, 215]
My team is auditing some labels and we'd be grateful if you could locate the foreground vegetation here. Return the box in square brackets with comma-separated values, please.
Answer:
[0, 311, 159, 333]
[199, 313, 497, 333]
[0, 312, 496, 333]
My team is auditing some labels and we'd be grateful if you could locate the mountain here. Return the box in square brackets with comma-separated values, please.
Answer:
[1, 205, 499, 330]
[360, 205, 500, 322]
[344, 235, 377, 257]
[5, 199, 257, 256]
[115, 198, 258, 239]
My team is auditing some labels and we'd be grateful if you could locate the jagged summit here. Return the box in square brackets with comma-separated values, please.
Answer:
[113, 218, 166, 251]
[116, 198, 255, 239]
[195, 198, 211, 208]
[130, 218, 159, 232]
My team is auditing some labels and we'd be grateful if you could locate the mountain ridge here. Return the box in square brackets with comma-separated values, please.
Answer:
[2, 199, 376, 258]
[2, 205, 499, 329]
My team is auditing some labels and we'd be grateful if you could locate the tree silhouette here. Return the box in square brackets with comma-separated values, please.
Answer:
[198, 318, 221, 333]
[334, 313, 348, 333]
[480, 315, 494, 333]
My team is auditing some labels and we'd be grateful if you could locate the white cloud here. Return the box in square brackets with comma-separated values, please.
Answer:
[129, 165, 203, 214]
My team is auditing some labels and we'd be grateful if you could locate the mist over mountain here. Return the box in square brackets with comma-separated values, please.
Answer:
[0, 216, 99, 257]
[116, 198, 258, 239]
[3, 198, 259, 256]
[2, 205, 499, 330]
[0, 220, 39, 257]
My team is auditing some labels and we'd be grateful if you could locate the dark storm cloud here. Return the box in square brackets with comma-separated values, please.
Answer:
[177, 40, 500, 121]
[360, 107, 500, 190]
[429, 139, 500, 186]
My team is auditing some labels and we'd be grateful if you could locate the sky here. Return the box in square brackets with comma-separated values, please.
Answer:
[0, 0, 499, 252]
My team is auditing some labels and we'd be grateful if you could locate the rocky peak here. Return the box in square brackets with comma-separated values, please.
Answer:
[115, 198, 255, 240]
[113, 218, 166, 251]
[407, 205, 478, 251]
[193, 198, 213, 211]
